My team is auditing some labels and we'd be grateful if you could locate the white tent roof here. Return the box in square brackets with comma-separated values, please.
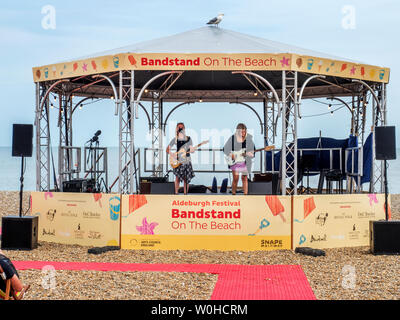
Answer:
[73, 26, 357, 63]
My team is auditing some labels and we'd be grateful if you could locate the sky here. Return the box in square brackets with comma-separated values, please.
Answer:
[0, 0, 399, 151]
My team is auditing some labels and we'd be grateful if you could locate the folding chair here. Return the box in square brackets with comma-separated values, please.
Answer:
[4, 279, 11, 300]
[1, 271, 12, 301]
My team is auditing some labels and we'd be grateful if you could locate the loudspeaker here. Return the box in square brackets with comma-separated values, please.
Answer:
[140, 176, 167, 183]
[140, 181, 151, 194]
[12, 124, 33, 157]
[375, 126, 396, 160]
[150, 182, 175, 194]
[62, 179, 95, 192]
[1, 216, 38, 250]
[370, 220, 400, 255]
[252, 173, 280, 194]
[248, 181, 273, 195]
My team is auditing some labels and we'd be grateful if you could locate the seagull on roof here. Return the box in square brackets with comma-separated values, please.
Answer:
[207, 13, 224, 26]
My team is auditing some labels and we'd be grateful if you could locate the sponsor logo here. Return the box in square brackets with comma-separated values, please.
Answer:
[129, 239, 138, 247]
[140, 239, 161, 247]
[348, 224, 360, 240]
[261, 239, 283, 248]
[88, 231, 102, 240]
[334, 213, 353, 220]
[315, 213, 328, 226]
[74, 224, 85, 239]
[299, 234, 306, 245]
[310, 234, 327, 242]
[46, 209, 56, 222]
[357, 211, 376, 219]
[82, 211, 101, 219]
[42, 228, 55, 236]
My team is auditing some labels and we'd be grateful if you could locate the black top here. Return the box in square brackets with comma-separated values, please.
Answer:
[169, 136, 193, 164]
[223, 134, 256, 172]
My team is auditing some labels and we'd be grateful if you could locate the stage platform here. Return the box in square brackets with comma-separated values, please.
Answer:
[30, 192, 389, 251]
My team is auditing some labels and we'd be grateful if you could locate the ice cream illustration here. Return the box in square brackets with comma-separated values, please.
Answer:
[265, 196, 286, 222]
[113, 56, 120, 68]
[307, 59, 314, 70]
[379, 69, 385, 80]
[296, 58, 303, 68]
[109, 196, 120, 221]
[102, 59, 109, 69]
[128, 55, 137, 67]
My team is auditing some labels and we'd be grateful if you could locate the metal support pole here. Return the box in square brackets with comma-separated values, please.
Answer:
[151, 94, 163, 177]
[118, 70, 135, 194]
[35, 82, 51, 191]
[281, 71, 298, 195]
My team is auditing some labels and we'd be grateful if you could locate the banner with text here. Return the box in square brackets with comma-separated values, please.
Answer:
[32, 53, 389, 83]
[292, 194, 389, 249]
[121, 194, 291, 251]
[31, 192, 121, 246]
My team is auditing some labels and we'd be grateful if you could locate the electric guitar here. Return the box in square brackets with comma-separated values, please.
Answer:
[225, 145, 275, 167]
[169, 140, 209, 169]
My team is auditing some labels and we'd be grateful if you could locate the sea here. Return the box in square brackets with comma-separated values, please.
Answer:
[1, 146, 399, 194]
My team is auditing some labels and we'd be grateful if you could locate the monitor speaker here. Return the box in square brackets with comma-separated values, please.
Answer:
[251, 173, 280, 194]
[12, 124, 33, 157]
[248, 181, 273, 195]
[150, 182, 175, 194]
[140, 181, 151, 194]
[375, 126, 396, 160]
[370, 220, 400, 255]
[1, 216, 38, 250]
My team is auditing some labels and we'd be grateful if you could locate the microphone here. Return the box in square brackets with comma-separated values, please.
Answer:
[88, 130, 102, 143]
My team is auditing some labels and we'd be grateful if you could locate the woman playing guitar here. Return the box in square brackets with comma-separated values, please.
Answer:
[223, 123, 255, 195]
[166, 122, 195, 195]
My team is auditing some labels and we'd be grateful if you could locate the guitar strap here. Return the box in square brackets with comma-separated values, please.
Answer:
[177, 136, 191, 157]
[231, 135, 246, 152]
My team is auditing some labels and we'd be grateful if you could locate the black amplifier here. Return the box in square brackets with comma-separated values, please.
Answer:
[139, 176, 167, 183]
[62, 179, 95, 193]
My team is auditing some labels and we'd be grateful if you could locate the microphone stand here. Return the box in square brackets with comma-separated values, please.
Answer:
[384, 159, 389, 221]
[19, 156, 25, 217]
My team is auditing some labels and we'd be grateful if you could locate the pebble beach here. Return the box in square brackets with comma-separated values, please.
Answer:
[1, 191, 399, 300]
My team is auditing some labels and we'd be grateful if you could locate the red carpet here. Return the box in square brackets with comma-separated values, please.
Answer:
[13, 260, 315, 300]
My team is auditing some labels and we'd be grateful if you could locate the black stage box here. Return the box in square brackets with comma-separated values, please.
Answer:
[248, 181, 273, 195]
[140, 176, 167, 183]
[62, 179, 95, 192]
[1, 216, 38, 250]
[370, 220, 400, 255]
[249, 173, 280, 195]
[140, 181, 151, 194]
[150, 182, 175, 194]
